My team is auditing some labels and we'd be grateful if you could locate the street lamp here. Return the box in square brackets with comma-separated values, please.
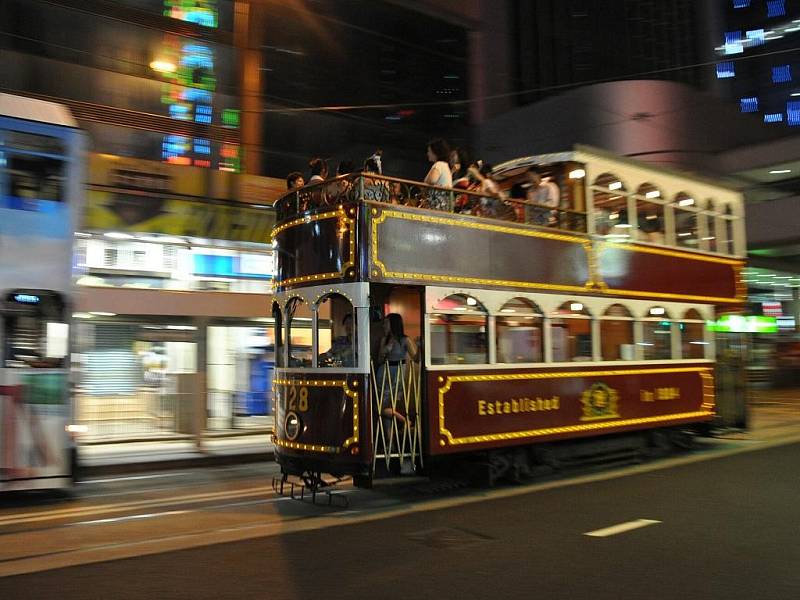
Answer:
[150, 59, 177, 74]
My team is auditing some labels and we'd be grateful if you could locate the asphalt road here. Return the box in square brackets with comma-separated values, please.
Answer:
[1, 439, 799, 599]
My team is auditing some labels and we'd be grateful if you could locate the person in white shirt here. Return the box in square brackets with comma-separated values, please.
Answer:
[424, 138, 453, 210]
[525, 167, 560, 226]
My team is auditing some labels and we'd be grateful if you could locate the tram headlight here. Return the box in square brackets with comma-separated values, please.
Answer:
[285, 412, 302, 441]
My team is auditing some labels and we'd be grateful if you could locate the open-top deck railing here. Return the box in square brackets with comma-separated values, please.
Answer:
[274, 173, 588, 233]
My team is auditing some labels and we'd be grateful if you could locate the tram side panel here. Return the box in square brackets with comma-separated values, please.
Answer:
[273, 373, 368, 477]
[427, 364, 714, 455]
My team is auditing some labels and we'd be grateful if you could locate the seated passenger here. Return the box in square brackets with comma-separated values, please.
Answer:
[319, 313, 355, 367]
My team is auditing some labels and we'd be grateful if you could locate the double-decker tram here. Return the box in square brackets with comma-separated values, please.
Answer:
[270, 145, 745, 490]
[0, 93, 85, 491]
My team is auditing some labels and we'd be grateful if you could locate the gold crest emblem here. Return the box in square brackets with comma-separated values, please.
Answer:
[580, 382, 620, 421]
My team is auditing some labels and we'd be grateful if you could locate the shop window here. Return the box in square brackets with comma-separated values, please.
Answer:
[550, 301, 593, 362]
[316, 293, 356, 368]
[642, 306, 673, 360]
[682, 308, 707, 359]
[429, 294, 488, 365]
[600, 304, 635, 361]
[636, 183, 666, 244]
[673, 192, 700, 249]
[272, 302, 284, 368]
[286, 297, 312, 367]
[591, 173, 630, 240]
[496, 297, 543, 363]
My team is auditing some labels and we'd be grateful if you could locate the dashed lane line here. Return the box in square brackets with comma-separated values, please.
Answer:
[584, 519, 661, 538]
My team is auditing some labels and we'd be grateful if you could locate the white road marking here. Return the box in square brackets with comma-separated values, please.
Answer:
[584, 519, 661, 538]
[79, 473, 190, 485]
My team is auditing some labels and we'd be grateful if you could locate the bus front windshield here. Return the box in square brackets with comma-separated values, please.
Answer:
[3, 291, 68, 368]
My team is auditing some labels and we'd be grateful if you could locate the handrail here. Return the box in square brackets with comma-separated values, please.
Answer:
[274, 173, 588, 234]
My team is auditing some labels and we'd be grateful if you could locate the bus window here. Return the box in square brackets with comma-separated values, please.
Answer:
[642, 307, 673, 360]
[272, 302, 284, 368]
[3, 291, 68, 368]
[286, 297, 312, 367]
[550, 301, 593, 362]
[3, 131, 66, 203]
[682, 308, 706, 359]
[317, 293, 356, 368]
[496, 298, 542, 363]
[429, 294, 488, 365]
[600, 304, 635, 361]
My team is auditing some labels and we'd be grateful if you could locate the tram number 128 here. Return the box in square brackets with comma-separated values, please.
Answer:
[287, 385, 309, 412]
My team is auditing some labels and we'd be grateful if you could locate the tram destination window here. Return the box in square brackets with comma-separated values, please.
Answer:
[496, 298, 543, 363]
[316, 293, 356, 368]
[429, 295, 488, 365]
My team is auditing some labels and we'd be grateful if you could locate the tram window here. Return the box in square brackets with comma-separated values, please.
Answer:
[642, 307, 673, 360]
[682, 309, 706, 359]
[550, 301, 593, 362]
[592, 173, 629, 239]
[496, 298, 543, 363]
[272, 302, 284, 368]
[316, 293, 356, 368]
[600, 304, 635, 361]
[723, 206, 737, 255]
[429, 294, 488, 365]
[674, 193, 700, 249]
[705, 200, 718, 253]
[636, 184, 665, 245]
[286, 297, 312, 367]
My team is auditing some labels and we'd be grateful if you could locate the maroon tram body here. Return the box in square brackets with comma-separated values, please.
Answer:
[270, 148, 745, 485]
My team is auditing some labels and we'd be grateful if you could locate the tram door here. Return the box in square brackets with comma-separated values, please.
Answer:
[370, 286, 424, 475]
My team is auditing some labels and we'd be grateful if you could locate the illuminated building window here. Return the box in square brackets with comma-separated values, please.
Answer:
[195, 104, 213, 124]
[194, 139, 211, 155]
[724, 31, 743, 54]
[716, 62, 735, 79]
[772, 65, 792, 83]
[746, 29, 765, 47]
[767, 0, 786, 18]
[164, 0, 218, 28]
[787, 101, 800, 125]
[740, 96, 759, 112]
[733, 0, 750, 7]
[222, 109, 240, 127]
[764, 113, 784, 123]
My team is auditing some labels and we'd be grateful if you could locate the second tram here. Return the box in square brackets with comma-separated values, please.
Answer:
[270, 146, 745, 487]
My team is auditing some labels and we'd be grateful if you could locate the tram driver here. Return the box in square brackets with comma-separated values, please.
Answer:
[319, 313, 355, 367]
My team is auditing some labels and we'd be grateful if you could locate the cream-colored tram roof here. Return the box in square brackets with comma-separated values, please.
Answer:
[492, 144, 744, 218]
[0, 92, 79, 128]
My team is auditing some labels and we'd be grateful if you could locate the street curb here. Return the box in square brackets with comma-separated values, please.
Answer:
[77, 451, 276, 479]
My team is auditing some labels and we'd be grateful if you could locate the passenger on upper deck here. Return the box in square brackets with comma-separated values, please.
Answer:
[525, 167, 560, 226]
[362, 151, 389, 202]
[286, 171, 305, 190]
[450, 148, 476, 213]
[424, 138, 453, 211]
[308, 157, 329, 185]
[469, 162, 515, 221]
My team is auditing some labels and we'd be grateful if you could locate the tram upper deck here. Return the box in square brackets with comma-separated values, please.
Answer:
[272, 145, 745, 306]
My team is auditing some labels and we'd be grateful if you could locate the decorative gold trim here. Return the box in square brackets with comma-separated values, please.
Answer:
[438, 367, 713, 446]
[371, 208, 595, 292]
[272, 207, 356, 288]
[600, 241, 744, 266]
[601, 287, 742, 304]
[273, 377, 360, 451]
[370, 207, 742, 303]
